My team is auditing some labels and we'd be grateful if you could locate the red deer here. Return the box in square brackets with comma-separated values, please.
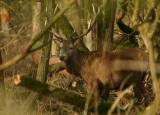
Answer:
[53, 29, 149, 105]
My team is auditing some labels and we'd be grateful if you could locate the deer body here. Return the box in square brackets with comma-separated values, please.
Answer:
[59, 41, 148, 101]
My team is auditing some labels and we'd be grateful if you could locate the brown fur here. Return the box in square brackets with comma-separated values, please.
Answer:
[59, 42, 148, 102]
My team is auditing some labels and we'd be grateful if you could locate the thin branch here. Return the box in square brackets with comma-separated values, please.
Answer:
[52, 30, 66, 42]
[107, 86, 133, 115]
[30, 38, 52, 53]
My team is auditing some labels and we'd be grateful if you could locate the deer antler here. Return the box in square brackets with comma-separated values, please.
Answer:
[52, 29, 66, 42]
[52, 6, 100, 43]
[72, 7, 100, 40]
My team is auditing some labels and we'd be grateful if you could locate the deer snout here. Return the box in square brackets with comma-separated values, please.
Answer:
[59, 49, 68, 61]
[59, 55, 65, 60]
[59, 53, 67, 61]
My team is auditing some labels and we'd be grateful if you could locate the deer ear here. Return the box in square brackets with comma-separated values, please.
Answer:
[71, 37, 79, 46]
[53, 39, 65, 49]
[73, 39, 80, 46]
[53, 39, 61, 46]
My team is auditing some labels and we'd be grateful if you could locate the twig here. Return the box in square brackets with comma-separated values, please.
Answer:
[107, 86, 133, 115]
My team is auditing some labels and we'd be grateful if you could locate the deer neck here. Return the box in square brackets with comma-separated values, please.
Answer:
[65, 50, 83, 76]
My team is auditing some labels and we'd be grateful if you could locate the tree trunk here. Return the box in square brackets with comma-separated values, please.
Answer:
[0, 6, 7, 112]
[0, 51, 5, 112]
[24, 1, 53, 110]
[36, 33, 52, 83]
[23, 0, 43, 111]
[96, 0, 116, 51]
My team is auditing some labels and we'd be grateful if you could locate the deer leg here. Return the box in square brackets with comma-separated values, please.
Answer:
[133, 81, 145, 104]
[97, 80, 110, 100]
[143, 74, 154, 106]
[84, 89, 93, 115]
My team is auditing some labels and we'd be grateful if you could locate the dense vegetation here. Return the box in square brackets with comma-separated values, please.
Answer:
[0, 0, 160, 115]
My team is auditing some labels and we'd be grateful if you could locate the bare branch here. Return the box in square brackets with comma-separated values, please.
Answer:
[52, 29, 66, 42]
[107, 86, 133, 115]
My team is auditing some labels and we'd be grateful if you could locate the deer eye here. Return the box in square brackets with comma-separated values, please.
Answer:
[69, 46, 73, 49]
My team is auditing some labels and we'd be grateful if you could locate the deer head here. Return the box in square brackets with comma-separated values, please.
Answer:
[53, 19, 97, 61]
[52, 8, 99, 61]
[58, 40, 78, 61]
[51, 31, 79, 61]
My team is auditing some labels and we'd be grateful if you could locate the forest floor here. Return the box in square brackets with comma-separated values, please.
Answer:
[2, 61, 156, 115]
